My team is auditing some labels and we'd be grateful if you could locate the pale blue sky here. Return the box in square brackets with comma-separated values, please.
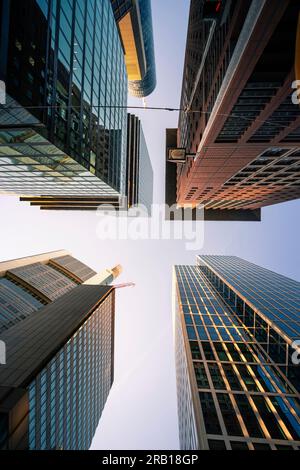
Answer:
[0, 0, 299, 450]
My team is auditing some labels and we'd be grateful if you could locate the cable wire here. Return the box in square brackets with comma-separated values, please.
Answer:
[1, 103, 298, 131]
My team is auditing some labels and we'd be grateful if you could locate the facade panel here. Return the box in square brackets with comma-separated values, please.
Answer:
[27, 293, 114, 450]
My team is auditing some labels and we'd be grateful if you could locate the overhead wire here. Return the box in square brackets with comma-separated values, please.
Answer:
[1, 103, 297, 131]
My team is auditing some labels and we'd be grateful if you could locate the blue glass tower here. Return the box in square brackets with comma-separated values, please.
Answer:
[127, 0, 156, 98]
[173, 256, 300, 450]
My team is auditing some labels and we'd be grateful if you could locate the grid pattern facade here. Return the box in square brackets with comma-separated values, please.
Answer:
[174, 262, 300, 450]
[0, 127, 122, 197]
[48, 255, 96, 282]
[205, 148, 300, 210]
[0, 0, 128, 196]
[178, 0, 243, 152]
[198, 255, 300, 390]
[8, 262, 77, 302]
[174, 281, 199, 450]
[27, 293, 114, 450]
[176, 0, 300, 211]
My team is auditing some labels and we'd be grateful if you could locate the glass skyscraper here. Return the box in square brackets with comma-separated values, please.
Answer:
[173, 256, 300, 450]
[0, 250, 121, 450]
[0, 0, 128, 199]
[138, 124, 153, 212]
[111, 0, 156, 98]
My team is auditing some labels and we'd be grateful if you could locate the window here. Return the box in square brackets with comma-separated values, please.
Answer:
[217, 394, 243, 437]
[199, 392, 222, 435]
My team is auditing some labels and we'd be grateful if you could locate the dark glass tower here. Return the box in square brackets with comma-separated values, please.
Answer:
[173, 256, 300, 450]
[0, 251, 121, 450]
[126, 113, 153, 212]
[0, 0, 128, 200]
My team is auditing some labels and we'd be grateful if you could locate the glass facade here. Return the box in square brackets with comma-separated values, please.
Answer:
[173, 281, 200, 449]
[0, 0, 128, 197]
[27, 293, 114, 450]
[174, 257, 300, 450]
[128, 0, 156, 97]
[111, 0, 156, 98]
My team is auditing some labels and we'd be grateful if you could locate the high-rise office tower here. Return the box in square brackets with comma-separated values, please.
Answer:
[173, 256, 300, 450]
[0, 0, 156, 209]
[126, 113, 153, 213]
[0, 250, 121, 450]
[111, 0, 156, 98]
[166, 0, 300, 220]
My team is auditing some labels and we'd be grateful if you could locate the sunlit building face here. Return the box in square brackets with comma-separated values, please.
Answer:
[173, 255, 300, 450]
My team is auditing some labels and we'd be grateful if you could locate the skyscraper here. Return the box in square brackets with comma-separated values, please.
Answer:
[0, 0, 156, 209]
[0, 0, 128, 201]
[167, 0, 300, 219]
[173, 256, 300, 450]
[126, 113, 153, 213]
[0, 250, 121, 450]
[111, 0, 157, 98]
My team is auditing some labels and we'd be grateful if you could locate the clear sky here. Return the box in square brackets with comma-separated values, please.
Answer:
[0, 0, 299, 451]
